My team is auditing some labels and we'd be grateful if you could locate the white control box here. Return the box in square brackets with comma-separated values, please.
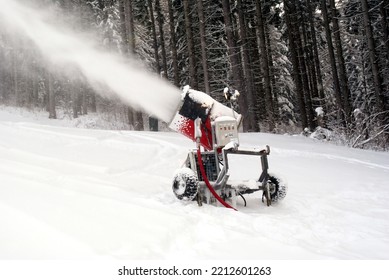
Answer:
[214, 116, 239, 148]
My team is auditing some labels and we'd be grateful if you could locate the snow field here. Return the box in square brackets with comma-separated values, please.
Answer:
[0, 109, 389, 259]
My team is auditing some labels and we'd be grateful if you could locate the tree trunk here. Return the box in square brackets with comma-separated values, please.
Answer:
[295, 12, 315, 130]
[320, 0, 344, 125]
[255, 0, 275, 131]
[30, 53, 39, 107]
[298, 4, 316, 130]
[196, 0, 210, 94]
[119, 0, 129, 54]
[46, 70, 56, 119]
[284, 0, 308, 129]
[155, 0, 168, 79]
[147, 0, 160, 74]
[127, 106, 134, 128]
[222, 0, 248, 131]
[360, 0, 386, 114]
[329, 0, 352, 125]
[237, 0, 259, 131]
[90, 91, 97, 113]
[0, 50, 4, 102]
[265, 24, 279, 123]
[380, 1, 389, 62]
[12, 48, 19, 106]
[183, 0, 198, 88]
[307, 0, 325, 105]
[301, 3, 319, 109]
[82, 86, 88, 115]
[121, 0, 143, 129]
[167, 0, 180, 87]
[146, 0, 161, 131]
[131, 0, 143, 131]
[247, 16, 265, 124]
[126, 0, 136, 53]
[72, 81, 79, 119]
[134, 111, 144, 131]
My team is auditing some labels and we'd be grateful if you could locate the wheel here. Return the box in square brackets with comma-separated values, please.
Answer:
[267, 175, 287, 203]
[172, 167, 199, 201]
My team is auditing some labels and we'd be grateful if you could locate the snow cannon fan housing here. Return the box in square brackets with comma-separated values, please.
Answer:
[169, 86, 242, 150]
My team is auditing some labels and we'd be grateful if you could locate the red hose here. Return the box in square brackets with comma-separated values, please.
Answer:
[196, 148, 237, 211]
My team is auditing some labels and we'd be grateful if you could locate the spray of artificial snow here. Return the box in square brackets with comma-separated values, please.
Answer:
[0, 0, 181, 123]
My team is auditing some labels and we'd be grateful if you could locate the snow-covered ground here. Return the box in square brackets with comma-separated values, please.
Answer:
[1, 107, 388, 260]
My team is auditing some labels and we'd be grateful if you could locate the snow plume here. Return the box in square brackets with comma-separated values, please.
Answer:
[0, 0, 181, 123]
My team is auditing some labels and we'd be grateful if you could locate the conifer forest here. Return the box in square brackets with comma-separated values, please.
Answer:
[0, 0, 388, 150]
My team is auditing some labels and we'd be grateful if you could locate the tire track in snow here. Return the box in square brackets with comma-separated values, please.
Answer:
[273, 148, 389, 171]
[121, 132, 191, 172]
[0, 144, 108, 174]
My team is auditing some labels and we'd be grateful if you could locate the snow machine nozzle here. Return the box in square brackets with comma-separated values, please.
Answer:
[169, 85, 242, 151]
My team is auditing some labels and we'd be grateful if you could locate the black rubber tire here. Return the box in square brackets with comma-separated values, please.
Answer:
[172, 168, 199, 201]
[267, 175, 287, 203]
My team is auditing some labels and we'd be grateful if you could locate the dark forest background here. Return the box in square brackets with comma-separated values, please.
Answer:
[0, 0, 388, 150]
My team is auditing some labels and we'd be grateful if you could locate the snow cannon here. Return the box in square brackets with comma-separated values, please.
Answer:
[169, 86, 287, 209]
[169, 85, 242, 151]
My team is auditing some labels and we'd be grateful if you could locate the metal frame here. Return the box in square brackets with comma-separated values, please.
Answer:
[181, 107, 276, 207]
[187, 145, 271, 207]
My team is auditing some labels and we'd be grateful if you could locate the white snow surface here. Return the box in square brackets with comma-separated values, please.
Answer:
[1, 108, 389, 260]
